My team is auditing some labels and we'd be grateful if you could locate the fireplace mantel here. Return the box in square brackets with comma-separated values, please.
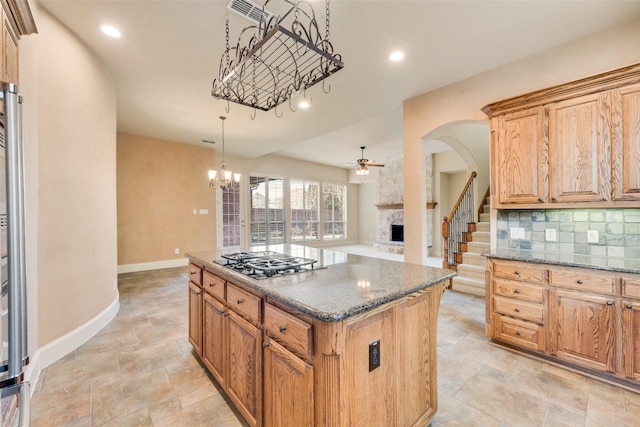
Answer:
[375, 203, 403, 209]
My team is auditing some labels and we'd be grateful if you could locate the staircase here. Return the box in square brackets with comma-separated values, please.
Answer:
[450, 199, 491, 296]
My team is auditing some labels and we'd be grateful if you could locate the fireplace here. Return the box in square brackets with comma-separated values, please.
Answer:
[391, 224, 404, 242]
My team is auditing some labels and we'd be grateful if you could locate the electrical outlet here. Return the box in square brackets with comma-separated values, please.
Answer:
[193, 209, 197, 214]
[545, 228, 557, 242]
[174, 248, 180, 254]
[587, 230, 599, 243]
[510, 227, 525, 239]
[369, 340, 380, 372]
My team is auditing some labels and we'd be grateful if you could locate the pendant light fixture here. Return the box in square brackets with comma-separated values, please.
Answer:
[208, 116, 240, 190]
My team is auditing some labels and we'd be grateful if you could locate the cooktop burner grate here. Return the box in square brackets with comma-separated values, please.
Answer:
[216, 251, 319, 279]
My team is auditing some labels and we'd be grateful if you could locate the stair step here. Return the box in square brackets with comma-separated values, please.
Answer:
[467, 241, 490, 254]
[471, 231, 490, 243]
[462, 252, 487, 267]
[482, 203, 490, 213]
[457, 263, 486, 282]
[475, 222, 490, 233]
[479, 213, 490, 222]
[451, 276, 486, 296]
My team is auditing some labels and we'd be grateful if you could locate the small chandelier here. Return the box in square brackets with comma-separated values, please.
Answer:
[208, 116, 241, 190]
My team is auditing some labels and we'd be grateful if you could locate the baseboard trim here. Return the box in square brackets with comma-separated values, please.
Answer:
[24, 291, 120, 394]
[117, 258, 188, 274]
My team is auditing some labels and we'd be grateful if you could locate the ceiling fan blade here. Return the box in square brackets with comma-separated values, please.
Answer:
[367, 163, 385, 167]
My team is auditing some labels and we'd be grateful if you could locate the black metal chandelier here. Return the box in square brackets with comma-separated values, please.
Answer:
[211, 0, 344, 116]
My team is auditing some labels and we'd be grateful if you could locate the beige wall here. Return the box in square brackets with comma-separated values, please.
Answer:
[117, 133, 217, 265]
[23, 7, 118, 347]
[403, 16, 640, 264]
[117, 139, 360, 265]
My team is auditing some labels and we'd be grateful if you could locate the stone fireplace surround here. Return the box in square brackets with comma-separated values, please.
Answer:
[374, 209, 405, 254]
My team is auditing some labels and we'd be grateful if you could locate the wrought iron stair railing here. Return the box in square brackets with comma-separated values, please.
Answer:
[442, 171, 477, 271]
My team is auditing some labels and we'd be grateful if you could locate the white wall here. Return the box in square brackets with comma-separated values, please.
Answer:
[403, 15, 640, 265]
[21, 5, 118, 367]
[357, 181, 378, 244]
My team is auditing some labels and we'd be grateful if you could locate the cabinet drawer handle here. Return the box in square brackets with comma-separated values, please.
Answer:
[577, 280, 583, 285]
[190, 271, 197, 275]
[262, 342, 269, 348]
[208, 282, 214, 287]
[551, 196, 557, 202]
[607, 301, 613, 306]
[514, 289, 521, 294]
[514, 271, 520, 275]
[627, 304, 633, 310]
[236, 299, 243, 305]
[514, 308, 520, 313]
[195, 290, 201, 295]
[278, 326, 286, 333]
[515, 331, 521, 336]
[538, 198, 543, 203]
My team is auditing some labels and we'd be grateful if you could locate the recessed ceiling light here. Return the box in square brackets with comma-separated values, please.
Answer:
[100, 25, 121, 38]
[389, 51, 405, 62]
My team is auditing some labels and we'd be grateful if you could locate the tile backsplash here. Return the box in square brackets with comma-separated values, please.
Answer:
[496, 209, 640, 262]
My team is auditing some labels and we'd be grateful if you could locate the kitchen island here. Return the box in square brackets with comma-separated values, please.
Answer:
[186, 245, 455, 427]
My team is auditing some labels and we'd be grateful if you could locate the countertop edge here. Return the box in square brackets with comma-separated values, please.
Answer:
[185, 252, 456, 322]
[485, 252, 640, 275]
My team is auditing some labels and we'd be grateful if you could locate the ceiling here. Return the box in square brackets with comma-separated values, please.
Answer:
[38, 0, 640, 169]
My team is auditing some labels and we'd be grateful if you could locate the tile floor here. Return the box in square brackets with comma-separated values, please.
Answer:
[31, 250, 640, 426]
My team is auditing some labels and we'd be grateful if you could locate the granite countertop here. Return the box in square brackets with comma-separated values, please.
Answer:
[487, 249, 640, 274]
[185, 245, 456, 322]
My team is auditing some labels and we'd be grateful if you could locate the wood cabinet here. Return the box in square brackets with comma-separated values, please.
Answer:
[202, 293, 225, 386]
[495, 107, 546, 204]
[549, 289, 615, 372]
[484, 62, 640, 208]
[487, 258, 640, 390]
[188, 281, 203, 357]
[263, 337, 314, 427]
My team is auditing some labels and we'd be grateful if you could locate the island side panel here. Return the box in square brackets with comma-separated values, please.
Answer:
[312, 283, 445, 427]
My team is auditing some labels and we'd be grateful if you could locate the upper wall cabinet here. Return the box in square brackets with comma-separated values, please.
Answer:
[0, 0, 37, 84]
[484, 63, 640, 209]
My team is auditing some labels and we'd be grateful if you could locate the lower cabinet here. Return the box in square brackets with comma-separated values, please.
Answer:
[621, 299, 640, 380]
[548, 289, 615, 372]
[202, 293, 226, 386]
[263, 337, 314, 427]
[188, 281, 203, 357]
[487, 258, 640, 390]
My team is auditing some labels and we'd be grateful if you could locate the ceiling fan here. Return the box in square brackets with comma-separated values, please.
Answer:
[356, 146, 385, 175]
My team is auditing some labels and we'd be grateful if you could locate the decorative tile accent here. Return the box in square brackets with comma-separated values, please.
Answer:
[496, 208, 640, 264]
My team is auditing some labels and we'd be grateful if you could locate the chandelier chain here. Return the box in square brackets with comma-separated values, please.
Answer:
[225, 11, 230, 67]
[326, 0, 330, 40]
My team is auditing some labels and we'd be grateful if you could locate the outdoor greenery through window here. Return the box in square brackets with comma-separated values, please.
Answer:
[250, 176, 285, 245]
[290, 180, 319, 242]
[322, 183, 346, 240]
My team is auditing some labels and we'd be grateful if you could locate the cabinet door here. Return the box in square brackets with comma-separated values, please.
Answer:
[612, 83, 640, 201]
[495, 107, 546, 204]
[3, 15, 17, 84]
[548, 92, 611, 203]
[188, 281, 203, 357]
[549, 289, 615, 372]
[202, 293, 226, 386]
[621, 300, 640, 380]
[227, 310, 261, 427]
[263, 337, 314, 427]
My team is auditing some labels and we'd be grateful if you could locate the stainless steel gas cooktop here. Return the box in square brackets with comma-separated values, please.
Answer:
[215, 251, 319, 279]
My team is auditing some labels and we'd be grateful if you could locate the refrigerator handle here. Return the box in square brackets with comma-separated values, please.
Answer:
[17, 381, 30, 427]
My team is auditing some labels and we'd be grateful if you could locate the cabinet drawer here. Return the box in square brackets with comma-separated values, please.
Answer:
[493, 314, 546, 352]
[227, 283, 261, 325]
[548, 268, 615, 294]
[493, 261, 545, 284]
[264, 303, 313, 360]
[493, 279, 544, 303]
[188, 263, 202, 286]
[203, 271, 225, 302]
[622, 277, 640, 299]
[494, 295, 544, 323]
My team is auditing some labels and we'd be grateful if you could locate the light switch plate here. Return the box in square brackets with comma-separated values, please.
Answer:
[510, 227, 525, 239]
[545, 228, 557, 242]
[587, 230, 599, 243]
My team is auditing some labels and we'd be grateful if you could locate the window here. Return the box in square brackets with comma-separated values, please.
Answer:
[322, 183, 346, 240]
[221, 184, 241, 248]
[250, 176, 284, 245]
[290, 180, 319, 242]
